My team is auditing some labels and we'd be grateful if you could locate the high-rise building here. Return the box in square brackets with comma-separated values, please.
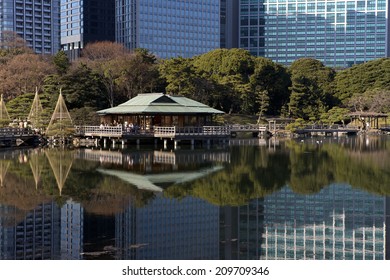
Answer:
[220, 0, 239, 49]
[115, 0, 220, 59]
[238, 0, 389, 68]
[0, 0, 60, 55]
[60, 0, 115, 60]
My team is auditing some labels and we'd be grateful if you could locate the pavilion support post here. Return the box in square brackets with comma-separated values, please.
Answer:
[164, 139, 168, 149]
[112, 139, 116, 148]
[174, 140, 179, 150]
[103, 138, 107, 148]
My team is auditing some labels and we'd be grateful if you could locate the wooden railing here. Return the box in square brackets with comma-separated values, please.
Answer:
[298, 125, 359, 130]
[154, 126, 231, 138]
[75, 125, 269, 138]
[203, 126, 231, 135]
[154, 126, 176, 138]
[228, 124, 267, 132]
[75, 126, 123, 137]
[0, 128, 37, 137]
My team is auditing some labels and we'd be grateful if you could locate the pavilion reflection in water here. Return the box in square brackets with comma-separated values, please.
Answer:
[0, 146, 390, 260]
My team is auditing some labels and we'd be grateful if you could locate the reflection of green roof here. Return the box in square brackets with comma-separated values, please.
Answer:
[97, 93, 224, 115]
[97, 166, 224, 192]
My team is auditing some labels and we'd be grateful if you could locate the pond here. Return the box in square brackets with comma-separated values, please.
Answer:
[0, 135, 389, 260]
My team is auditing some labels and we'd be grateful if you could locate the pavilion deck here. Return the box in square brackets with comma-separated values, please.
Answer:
[74, 125, 268, 140]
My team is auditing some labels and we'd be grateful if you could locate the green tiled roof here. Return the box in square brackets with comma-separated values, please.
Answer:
[97, 93, 224, 115]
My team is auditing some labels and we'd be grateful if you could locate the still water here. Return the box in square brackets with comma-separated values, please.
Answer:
[0, 135, 389, 260]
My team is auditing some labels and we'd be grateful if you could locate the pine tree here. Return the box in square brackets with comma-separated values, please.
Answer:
[46, 90, 74, 137]
[0, 94, 11, 127]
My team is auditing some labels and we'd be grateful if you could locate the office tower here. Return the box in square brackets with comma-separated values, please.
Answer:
[115, 0, 220, 59]
[0, 0, 60, 55]
[239, 0, 389, 68]
[60, 0, 115, 60]
[220, 0, 239, 49]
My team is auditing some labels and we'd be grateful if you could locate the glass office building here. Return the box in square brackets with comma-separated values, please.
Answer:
[239, 0, 389, 68]
[115, 0, 220, 59]
[60, 0, 115, 60]
[0, 0, 60, 55]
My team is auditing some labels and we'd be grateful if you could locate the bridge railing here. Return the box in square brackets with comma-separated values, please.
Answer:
[0, 127, 36, 137]
[203, 126, 230, 135]
[228, 124, 267, 132]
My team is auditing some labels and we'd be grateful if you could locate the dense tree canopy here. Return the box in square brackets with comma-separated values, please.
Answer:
[0, 53, 55, 99]
[0, 42, 388, 126]
[335, 58, 390, 103]
[288, 58, 337, 120]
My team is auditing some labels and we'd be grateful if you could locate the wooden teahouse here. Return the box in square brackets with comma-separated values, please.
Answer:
[97, 93, 224, 130]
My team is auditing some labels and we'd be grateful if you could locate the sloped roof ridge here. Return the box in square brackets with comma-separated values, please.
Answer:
[137, 92, 164, 95]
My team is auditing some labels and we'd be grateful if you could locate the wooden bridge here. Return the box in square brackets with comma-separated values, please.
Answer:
[380, 125, 390, 133]
[294, 125, 360, 136]
[0, 128, 42, 148]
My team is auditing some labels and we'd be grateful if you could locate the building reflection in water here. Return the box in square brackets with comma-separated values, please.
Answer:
[1, 139, 390, 260]
[1, 184, 389, 260]
[237, 184, 390, 260]
[60, 200, 83, 260]
[116, 194, 220, 260]
[0, 200, 84, 260]
[0, 202, 61, 259]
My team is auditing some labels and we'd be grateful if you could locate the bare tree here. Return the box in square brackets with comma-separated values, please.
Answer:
[0, 31, 32, 63]
[0, 53, 55, 99]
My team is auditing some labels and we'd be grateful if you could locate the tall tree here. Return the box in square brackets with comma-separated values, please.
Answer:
[193, 48, 254, 113]
[255, 88, 270, 123]
[0, 53, 56, 99]
[80, 41, 132, 107]
[49, 63, 108, 110]
[0, 31, 32, 64]
[81, 41, 128, 61]
[53, 50, 71, 75]
[158, 57, 197, 96]
[250, 57, 291, 116]
[288, 58, 336, 120]
[335, 58, 390, 103]
[116, 49, 162, 99]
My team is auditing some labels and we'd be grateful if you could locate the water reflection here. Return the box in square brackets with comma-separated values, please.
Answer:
[0, 135, 389, 260]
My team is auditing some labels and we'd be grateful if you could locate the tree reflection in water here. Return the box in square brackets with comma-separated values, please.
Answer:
[0, 136, 389, 260]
